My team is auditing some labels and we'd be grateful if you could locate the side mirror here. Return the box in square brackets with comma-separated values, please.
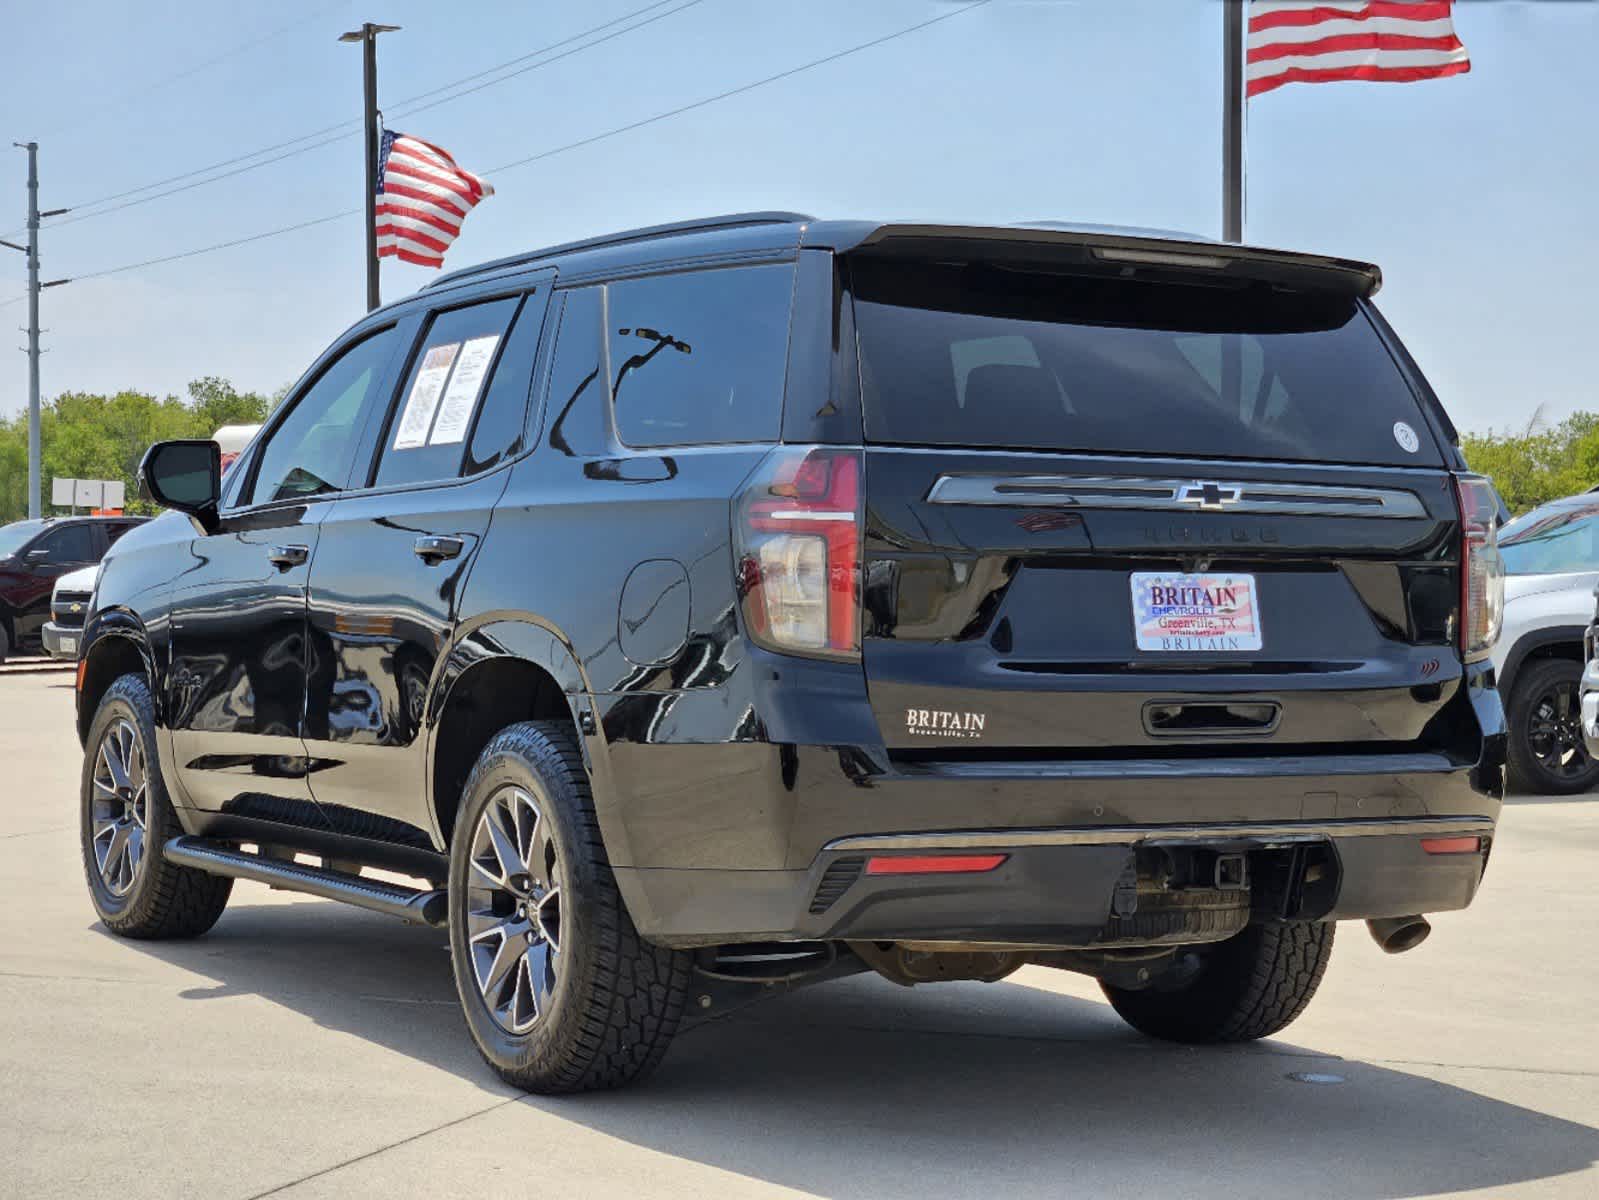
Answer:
[138, 440, 221, 533]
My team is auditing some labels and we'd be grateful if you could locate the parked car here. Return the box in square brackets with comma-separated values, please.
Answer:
[1491, 495, 1599, 794]
[0, 515, 145, 663]
[41, 564, 99, 660]
[77, 214, 1505, 1093]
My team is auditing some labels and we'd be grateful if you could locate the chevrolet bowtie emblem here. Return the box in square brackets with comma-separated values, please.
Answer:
[1177, 481, 1242, 511]
[70, 603, 82, 613]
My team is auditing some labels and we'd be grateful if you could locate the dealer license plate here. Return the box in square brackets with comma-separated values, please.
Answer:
[57, 635, 76, 656]
[1130, 572, 1262, 653]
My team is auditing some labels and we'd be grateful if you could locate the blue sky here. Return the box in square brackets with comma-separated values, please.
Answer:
[1, 0, 1594, 434]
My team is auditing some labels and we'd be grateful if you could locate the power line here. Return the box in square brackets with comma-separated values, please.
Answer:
[68, 210, 360, 283]
[59, 0, 992, 287]
[37, 2, 347, 140]
[34, 1, 699, 232]
[486, 0, 993, 176]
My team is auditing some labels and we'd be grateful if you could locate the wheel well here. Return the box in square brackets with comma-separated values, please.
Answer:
[431, 656, 573, 845]
[1506, 637, 1584, 697]
[77, 636, 148, 743]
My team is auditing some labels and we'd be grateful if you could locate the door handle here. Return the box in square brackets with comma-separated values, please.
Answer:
[413, 535, 464, 564]
[268, 544, 309, 570]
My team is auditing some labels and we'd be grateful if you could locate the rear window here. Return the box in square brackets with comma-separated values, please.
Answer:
[852, 258, 1440, 466]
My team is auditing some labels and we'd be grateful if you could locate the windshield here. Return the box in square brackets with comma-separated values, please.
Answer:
[1499, 504, 1599, 575]
[0, 519, 46, 558]
[852, 257, 1441, 466]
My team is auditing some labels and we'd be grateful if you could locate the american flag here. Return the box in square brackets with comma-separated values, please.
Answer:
[375, 130, 494, 268]
[1248, 1, 1471, 98]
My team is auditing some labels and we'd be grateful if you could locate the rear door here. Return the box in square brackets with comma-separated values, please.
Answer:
[848, 250, 1466, 760]
[302, 281, 551, 849]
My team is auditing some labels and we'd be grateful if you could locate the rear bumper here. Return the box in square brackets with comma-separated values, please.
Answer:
[618, 815, 1496, 948]
[40, 621, 83, 659]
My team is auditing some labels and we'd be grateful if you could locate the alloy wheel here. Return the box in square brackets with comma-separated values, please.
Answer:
[465, 785, 564, 1035]
[90, 718, 148, 895]
[1527, 680, 1593, 781]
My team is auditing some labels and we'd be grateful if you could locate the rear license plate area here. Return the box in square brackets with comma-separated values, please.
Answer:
[1131, 571, 1262, 652]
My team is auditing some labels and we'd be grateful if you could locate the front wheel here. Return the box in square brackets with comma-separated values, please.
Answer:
[447, 721, 691, 1093]
[1507, 658, 1599, 795]
[1103, 921, 1334, 1044]
[81, 673, 232, 938]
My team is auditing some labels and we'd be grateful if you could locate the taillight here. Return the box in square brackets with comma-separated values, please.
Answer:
[1456, 474, 1504, 661]
[734, 446, 863, 660]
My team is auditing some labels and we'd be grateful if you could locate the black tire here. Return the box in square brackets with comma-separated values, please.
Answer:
[1103, 921, 1334, 1044]
[1506, 657, 1599, 795]
[81, 673, 232, 938]
[447, 721, 691, 1093]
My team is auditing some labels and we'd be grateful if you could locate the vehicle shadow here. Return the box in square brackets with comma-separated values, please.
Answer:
[106, 899, 1599, 1200]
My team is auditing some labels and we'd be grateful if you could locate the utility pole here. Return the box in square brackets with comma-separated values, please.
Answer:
[4, 143, 67, 519]
[340, 23, 400, 313]
[1222, 0, 1246, 243]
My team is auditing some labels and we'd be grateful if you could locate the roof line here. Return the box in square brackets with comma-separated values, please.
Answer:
[424, 210, 815, 289]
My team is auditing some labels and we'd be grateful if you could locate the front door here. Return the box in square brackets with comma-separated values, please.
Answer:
[14, 521, 102, 643]
[303, 285, 550, 849]
[166, 321, 408, 819]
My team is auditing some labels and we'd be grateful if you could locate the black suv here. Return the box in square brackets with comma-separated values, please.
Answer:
[77, 214, 1507, 1092]
[0, 515, 144, 661]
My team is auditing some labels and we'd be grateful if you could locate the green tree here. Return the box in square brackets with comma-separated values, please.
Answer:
[0, 377, 273, 522]
[1460, 409, 1599, 515]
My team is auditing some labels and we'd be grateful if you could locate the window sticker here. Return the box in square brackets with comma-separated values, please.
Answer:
[428, 334, 501, 445]
[393, 342, 460, 450]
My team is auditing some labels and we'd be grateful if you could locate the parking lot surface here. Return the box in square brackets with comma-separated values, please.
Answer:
[2, 669, 1596, 1199]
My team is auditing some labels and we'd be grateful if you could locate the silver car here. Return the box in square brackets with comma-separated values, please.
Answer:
[1494, 496, 1599, 793]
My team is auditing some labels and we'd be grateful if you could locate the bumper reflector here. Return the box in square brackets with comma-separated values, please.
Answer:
[866, 853, 1008, 876]
[1421, 836, 1481, 855]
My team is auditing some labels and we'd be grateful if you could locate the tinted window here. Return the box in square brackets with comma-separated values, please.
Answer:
[608, 264, 794, 447]
[105, 521, 142, 545]
[35, 523, 97, 564]
[852, 259, 1439, 466]
[463, 297, 545, 477]
[1500, 505, 1599, 575]
[374, 297, 522, 488]
[545, 288, 608, 457]
[249, 328, 399, 505]
[0, 520, 47, 557]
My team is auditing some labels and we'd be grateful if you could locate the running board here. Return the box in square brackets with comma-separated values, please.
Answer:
[163, 836, 448, 927]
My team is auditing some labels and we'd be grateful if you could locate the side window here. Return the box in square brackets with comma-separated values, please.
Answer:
[373, 296, 522, 488]
[34, 523, 97, 564]
[462, 296, 546, 477]
[545, 288, 608, 457]
[248, 327, 400, 506]
[608, 263, 794, 448]
[105, 522, 138, 546]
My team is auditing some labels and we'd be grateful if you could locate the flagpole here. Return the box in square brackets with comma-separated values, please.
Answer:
[1222, 0, 1245, 243]
[339, 22, 400, 313]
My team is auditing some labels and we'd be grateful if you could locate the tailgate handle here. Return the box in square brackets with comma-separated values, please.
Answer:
[1143, 701, 1281, 738]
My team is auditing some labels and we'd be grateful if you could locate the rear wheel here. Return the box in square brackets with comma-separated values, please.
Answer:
[1103, 921, 1334, 1043]
[447, 721, 691, 1093]
[1507, 658, 1599, 795]
[80, 674, 232, 938]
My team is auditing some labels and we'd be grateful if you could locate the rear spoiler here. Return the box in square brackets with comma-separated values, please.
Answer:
[835, 223, 1382, 298]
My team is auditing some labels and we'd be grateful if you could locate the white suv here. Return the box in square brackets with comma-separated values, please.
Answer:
[1494, 495, 1599, 793]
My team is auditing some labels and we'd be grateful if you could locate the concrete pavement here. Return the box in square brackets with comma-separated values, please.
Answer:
[2, 670, 1596, 1199]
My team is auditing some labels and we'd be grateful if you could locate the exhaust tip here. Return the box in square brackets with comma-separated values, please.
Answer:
[1367, 915, 1431, 955]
